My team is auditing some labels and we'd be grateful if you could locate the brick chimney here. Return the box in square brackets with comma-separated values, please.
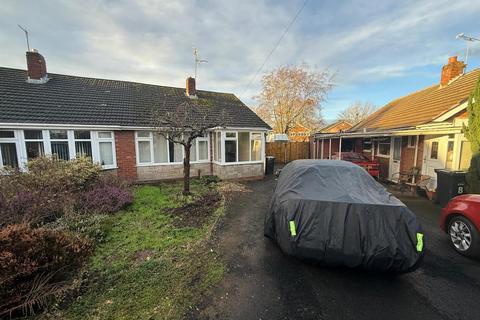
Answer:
[26, 49, 48, 84]
[186, 77, 196, 97]
[440, 56, 465, 86]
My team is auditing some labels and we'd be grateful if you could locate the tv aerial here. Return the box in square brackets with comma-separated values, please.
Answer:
[193, 47, 207, 79]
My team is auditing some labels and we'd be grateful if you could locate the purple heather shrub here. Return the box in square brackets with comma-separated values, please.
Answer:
[78, 186, 133, 214]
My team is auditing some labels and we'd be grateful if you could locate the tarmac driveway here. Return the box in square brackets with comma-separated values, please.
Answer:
[195, 175, 480, 320]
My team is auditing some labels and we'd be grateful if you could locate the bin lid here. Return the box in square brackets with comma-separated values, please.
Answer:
[266, 156, 275, 159]
[434, 169, 467, 175]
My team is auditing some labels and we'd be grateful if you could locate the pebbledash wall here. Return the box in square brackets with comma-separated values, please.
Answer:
[113, 130, 266, 181]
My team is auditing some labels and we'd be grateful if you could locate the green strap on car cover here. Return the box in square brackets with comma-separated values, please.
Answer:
[416, 233, 424, 252]
[289, 220, 297, 236]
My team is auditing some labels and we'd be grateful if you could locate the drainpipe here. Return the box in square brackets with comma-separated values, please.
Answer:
[371, 139, 375, 160]
[413, 135, 419, 183]
[329, 138, 332, 159]
[339, 137, 342, 160]
[321, 139, 324, 159]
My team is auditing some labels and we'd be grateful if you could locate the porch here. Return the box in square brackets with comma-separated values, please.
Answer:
[312, 130, 472, 192]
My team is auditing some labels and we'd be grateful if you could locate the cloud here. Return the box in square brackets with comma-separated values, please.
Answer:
[1, 0, 479, 119]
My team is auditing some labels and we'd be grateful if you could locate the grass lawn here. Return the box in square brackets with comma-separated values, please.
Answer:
[56, 181, 225, 319]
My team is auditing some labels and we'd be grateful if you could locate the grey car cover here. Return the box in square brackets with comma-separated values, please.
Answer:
[264, 160, 424, 273]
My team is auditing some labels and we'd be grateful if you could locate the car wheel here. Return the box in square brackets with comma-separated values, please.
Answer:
[448, 216, 480, 257]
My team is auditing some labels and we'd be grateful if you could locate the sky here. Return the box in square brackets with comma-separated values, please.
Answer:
[1, 0, 480, 122]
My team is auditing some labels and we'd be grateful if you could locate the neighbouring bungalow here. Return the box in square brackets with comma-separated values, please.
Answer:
[313, 56, 478, 192]
[318, 120, 352, 133]
[0, 49, 271, 181]
[287, 123, 312, 142]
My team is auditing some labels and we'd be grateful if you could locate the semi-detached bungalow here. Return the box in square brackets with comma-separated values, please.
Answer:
[0, 50, 271, 181]
[313, 56, 478, 192]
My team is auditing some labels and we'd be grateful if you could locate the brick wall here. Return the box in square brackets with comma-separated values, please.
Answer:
[114, 131, 137, 180]
[213, 163, 264, 180]
[137, 163, 211, 181]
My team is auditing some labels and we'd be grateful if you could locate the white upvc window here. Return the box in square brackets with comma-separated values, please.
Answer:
[74, 130, 93, 159]
[24, 130, 45, 161]
[250, 133, 262, 161]
[0, 130, 20, 169]
[224, 131, 238, 163]
[190, 133, 209, 162]
[215, 130, 264, 164]
[135, 131, 208, 166]
[49, 129, 70, 160]
[377, 137, 391, 157]
[0, 129, 117, 170]
[95, 131, 116, 169]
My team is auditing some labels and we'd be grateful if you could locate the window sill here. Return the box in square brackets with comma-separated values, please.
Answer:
[220, 160, 264, 166]
[136, 160, 209, 167]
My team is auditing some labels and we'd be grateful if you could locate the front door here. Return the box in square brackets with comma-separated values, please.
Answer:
[390, 137, 402, 181]
[423, 135, 448, 190]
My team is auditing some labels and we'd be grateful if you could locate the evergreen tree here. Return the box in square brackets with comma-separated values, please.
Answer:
[464, 75, 480, 193]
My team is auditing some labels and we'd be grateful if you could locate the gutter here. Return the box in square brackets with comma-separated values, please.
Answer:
[313, 122, 463, 140]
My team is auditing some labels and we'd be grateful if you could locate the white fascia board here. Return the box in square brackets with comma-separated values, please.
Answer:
[433, 101, 468, 122]
[0, 122, 123, 130]
[0, 123, 271, 132]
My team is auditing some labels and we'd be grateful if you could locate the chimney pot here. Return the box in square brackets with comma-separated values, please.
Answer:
[448, 56, 458, 63]
[26, 50, 48, 84]
[186, 77, 196, 97]
[440, 56, 465, 86]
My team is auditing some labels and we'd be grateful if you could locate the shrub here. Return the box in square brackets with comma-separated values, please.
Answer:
[0, 224, 92, 317]
[199, 175, 220, 186]
[467, 153, 480, 194]
[0, 156, 102, 225]
[77, 186, 133, 214]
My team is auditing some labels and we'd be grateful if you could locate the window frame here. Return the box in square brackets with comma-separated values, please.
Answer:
[0, 129, 116, 170]
[407, 136, 416, 148]
[134, 131, 210, 166]
[23, 130, 45, 161]
[362, 138, 372, 152]
[430, 141, 439, 160]
[95, 131, 116, 169]
[0, 130, 20, 169]
[214, 130, 265, 165]
[376, 137, 391, 157]
[74, 130, 93, 159]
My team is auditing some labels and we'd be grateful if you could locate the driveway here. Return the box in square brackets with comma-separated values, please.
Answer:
[195, 175, 480, 320]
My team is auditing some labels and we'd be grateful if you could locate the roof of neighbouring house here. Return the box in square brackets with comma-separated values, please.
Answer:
[350, 68, 480, 132]
[319, 120, 352, 133]
[0, 67, 270, 129]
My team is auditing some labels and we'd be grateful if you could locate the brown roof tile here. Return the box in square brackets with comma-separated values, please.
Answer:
[351, 68, 480, 131]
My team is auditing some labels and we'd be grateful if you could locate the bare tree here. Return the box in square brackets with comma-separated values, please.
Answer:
[337, 101, 377, 125]
[152, 102, 225, 195]
[254, 64, 334, 134]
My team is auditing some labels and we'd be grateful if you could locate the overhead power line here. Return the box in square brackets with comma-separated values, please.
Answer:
[242, 0, 308, 96]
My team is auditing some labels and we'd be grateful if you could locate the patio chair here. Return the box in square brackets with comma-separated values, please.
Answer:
[391, 167, 420, 194]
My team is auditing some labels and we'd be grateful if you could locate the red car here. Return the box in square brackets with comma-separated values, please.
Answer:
[332, 152, 379, 178]
[440, 194, 480, 257]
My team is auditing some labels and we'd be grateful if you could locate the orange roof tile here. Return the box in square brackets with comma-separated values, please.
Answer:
[351, 68, 480, 132]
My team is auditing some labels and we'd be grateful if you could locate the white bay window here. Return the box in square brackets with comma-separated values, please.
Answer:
[213, 131, 264, 164]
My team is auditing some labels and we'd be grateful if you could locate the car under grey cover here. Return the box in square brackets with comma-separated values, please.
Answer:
[264, 160, 424, 273]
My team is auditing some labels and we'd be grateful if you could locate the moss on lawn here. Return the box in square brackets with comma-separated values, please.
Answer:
[57, 181, 225, 320]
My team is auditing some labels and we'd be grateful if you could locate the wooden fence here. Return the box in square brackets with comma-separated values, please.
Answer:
[266, 142, 310, 164]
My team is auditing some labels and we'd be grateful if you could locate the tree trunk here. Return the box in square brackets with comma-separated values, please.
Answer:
[183, 144, 191, 195]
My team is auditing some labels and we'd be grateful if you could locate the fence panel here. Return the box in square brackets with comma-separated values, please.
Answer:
[266, 142, 310, 164]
